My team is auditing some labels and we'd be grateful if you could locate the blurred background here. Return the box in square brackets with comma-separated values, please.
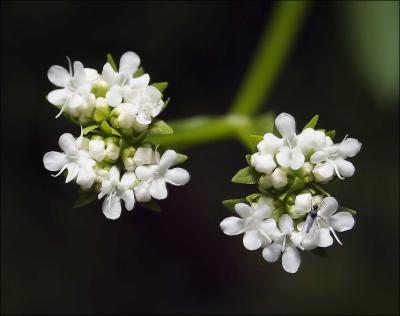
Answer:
[1, 1, 398, 315]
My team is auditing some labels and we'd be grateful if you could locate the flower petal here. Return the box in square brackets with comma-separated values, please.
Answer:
[72, 61, 86, 85]
[339, 138, 362, 158]
[250, 153, 276, 174]
[106, 87, 123, 107]
[259, 219, 282, 240]
[134, 183, 152, 202]
[165, 168, 190, 186]
[76, 168, 95, 189]
[130, 74, 150, 89]
[102, 63, 119, 85]
[312, 162, 334, 182]
[243, 230, 262, 250]
[47, 88, 71, 106]
[262, 243, 282, 263]
[119, 51, 140, 75]
[234, 203, 253, 219]
[108, 166, 120, 183]
[136, 112, 152, 125]
[276, 147, 291, 168]
[84, 68, 99, 82]
[65, 163, 79, 183]
[133, 147, 154, 166]
[120, 171, 137, 189]
[258, 133, 283, 154]
[282, 246, 301, 273]
[310, 150, 329, 164]
[279, 214, 294, 234]
[316, 226, 333, 247]
[43, 151, 67, 171]
[89, 140, 106, 161]
[102, 196, 122, 220]
[67, 93, 84, 109]
[329, 212, 355, 232]
[58, 133, 78, 155]
[335, 158, 355, 178]
[290, 149, 305, 170]
[319, 197, 338, 218]
[220, 217, 245, 235]
[48, 65, 70, 87]
[253, 200, 272, 220]
[135, 165, 156, 181]
[159, 150, 177, 171]
[275, 113, 296, 139]
[122, 190, 135, 211]
[150, 178, 168, 200]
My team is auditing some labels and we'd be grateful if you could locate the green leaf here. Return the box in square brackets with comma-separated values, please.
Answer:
[73, 192, 96, 208]
[246, 193, 261, 204]
[338, 207, 357, 216]
[139, 200, 161, 212]
[245, 154, 252, 165]
[303, 114, 319, 130]
[82, 124, 100, 135]
[232, 166, 261, 184]
[100, 121, 121, 136]
[176, 153, 188, 164]
[151, 82, 168, 93]
[326, 130, 336, 140]
[148, 120, 173, 136]
[107, 53, 118, 71]
[133, 67, 145, 78]
[222, 199, 246, 212]
[161, 97, 170, 113]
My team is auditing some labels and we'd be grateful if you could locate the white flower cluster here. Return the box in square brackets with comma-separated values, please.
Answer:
[43, 52, 189, 219]
[220, 113, 361, 273]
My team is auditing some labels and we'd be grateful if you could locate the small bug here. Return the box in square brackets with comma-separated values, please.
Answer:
[305, 203, 320, 233]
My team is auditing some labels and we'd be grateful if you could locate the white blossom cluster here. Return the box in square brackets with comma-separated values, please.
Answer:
[220, 113, 361, 273]
[43, 52, 189, 219]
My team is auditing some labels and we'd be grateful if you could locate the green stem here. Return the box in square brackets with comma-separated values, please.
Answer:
[230, 1, 311, 116]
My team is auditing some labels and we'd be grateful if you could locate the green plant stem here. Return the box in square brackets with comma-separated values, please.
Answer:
[230, 1, 311, 116]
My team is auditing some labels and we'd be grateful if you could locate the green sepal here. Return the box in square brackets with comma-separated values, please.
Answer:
[160, 97, 170, 113]
[151, 82, 168, 93]
[303, 114, 319, 130]
[246, 193, 261, 204]
[245, 154, 252, 165]
[73, 191, 97, 208]
[148, 119, 173, 136]
[133, 67, 145, 78]
[100, 120, 121, 136]
[326, 130, 336, 140]
[82, 124, 100, 135]
[222, 198, 246, 212]
[231, 166, 261, 184]
[94, 105, 111, 123]
[338, 207, 357, 216]
[176, 153, 188, 164]
[107, 53, 118, 71]
[139, 200, 161, 212]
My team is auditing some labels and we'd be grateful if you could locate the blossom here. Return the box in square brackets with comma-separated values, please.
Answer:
[262, 214, 302, 273]
[47, 58, 98, 118]
[88, 138, 120, 162]
[220, 197, 279, 250]
[291, 197, 355, 250]
[288, 193, 323, 219]
[43, 133, 95, 189]
[311, 136, 362, 181]
[97, 166, 137, 220]
[134, 150, 190, 202]
[259, 168, 288, 190]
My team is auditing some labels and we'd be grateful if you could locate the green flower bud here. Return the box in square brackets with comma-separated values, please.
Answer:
[270, 168, 288, 189]
[91, 79, 109, 98]
[94, 97, 111, 123]
[259, 174, 272, 189]
[104, 143, 120, 162]
[121, 146, 137, 171]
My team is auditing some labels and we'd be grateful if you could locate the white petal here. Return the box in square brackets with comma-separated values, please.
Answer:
[259, 219, 282, 240]
[159, 150, 177, 171]
[102, 196, 122, 220]
[120, 172, 137, 188]
[133, 147, 154, 166]
[329, 212, 355, 232]
[312, 162, 334, 182]
[65, 163, 79, 183]
[279, 214, 294, 234]
[106, 87, 123, 107]
[149, 178, 168, 200]
[108, 166, 120, 183]
[253, 201, 272, 220]
[243, 230, 262, 250]
[135, 165, 156, 181]
[276, 147, 291, 168]
[72, 61, 86, 85]
[262, 243, 282, 262]
[220, 217, 245, 235]
[319, 197, 338, 218]
[234, 203, 253, 219]
[290, 149, 305, 170]
[258, 133, 283, 154]
[84, 68, 99, 82]
[134, 183, 152, 202]
[47, 88, 71, 105]
[275, 113, 296, 139]
[102, 63, 119, 85]
[295, 193, 312, 209]
[340, 138, 362, 158]
[151, 100, 163, 117]
[48, 65, 70, 87]
[67, 93, 84, 109]
[282, 246, 301, 273]
[145, 85, 162, 101]
[335, 159, 355, 178]
[136, 112, 152, 125]
[250, 153, 276, 174]
[89, 140, 106, 161]
[58, 133, 78, 155]
[122, 190, 135, 211]
[310, 150, 329, 164]
[43, 151, 67, 171]
[130, 74, 150, 88]
[76, 168, 95, 189]
[316, 227, 333, 247]
[119, 51, 140, 75]
[165, 168, 190, 186]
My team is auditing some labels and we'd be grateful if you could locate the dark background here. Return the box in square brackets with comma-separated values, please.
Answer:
[1, 1, 399, 315]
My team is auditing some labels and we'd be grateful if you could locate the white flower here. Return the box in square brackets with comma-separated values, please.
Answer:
[311, 137, 362, 181]
[220, 197, 279, 250]
[102, 51, 150, 108]
[43, 133, 95, 189]
[250, 133, 282, 174]
[134, 150, 190, 202]
[288, 193, 323, 219]
[47, 58, 98, 118]
[262, 214, 302, 273]
[259, 168, 288, 190]
[291, 197, 355, 250]
[97, 166, 136, 220]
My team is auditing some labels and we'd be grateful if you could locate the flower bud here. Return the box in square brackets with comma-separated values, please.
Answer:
[270, 168, 288, 189]
[94, 162, 111, 183]
[104, 143, 120, 162]
[89, 138, 106, 162]
[94, 97, 111, 123]
[91, 79, 109, 98]
[259, 174, 272, 189]
[122, 146, 137, 171]
[76, 136, 90, 151]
